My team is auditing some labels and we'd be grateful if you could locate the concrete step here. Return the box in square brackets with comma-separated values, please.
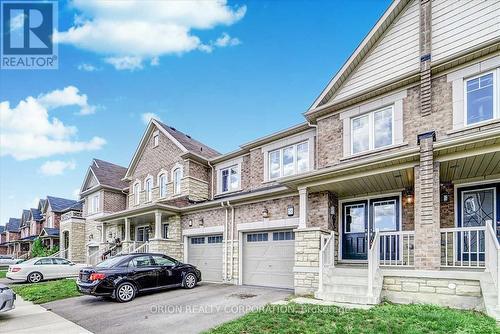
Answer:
[323, 275, 369, 285]
[322, 283, 375, 296]
[328, 267, 368, 276]
[479, 274, 500, 322]
[315, 291, 381, 305]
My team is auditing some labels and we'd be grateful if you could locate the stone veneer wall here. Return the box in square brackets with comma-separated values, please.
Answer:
[382, 276, 483, 310]
[294, 227, 332, 295]
[60, 219, 86, 263]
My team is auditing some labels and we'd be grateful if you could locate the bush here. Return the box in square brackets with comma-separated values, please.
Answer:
[31, 238, 59, 257]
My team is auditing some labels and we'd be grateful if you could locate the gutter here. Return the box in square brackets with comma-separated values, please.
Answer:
[208, 161, 215, 200]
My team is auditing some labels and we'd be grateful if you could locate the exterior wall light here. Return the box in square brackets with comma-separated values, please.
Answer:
[189, 219, 193, 227]
[441, 190, 450, 203]
[199, 218, 204, 226]
[287, 205, 294, 217]
[404, 189, 414, 204]
[262, 208, 269, 218]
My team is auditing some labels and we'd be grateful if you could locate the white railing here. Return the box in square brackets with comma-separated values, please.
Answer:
[132, 242, 149, 254]
[367, 229, 380, 297]
[440, 226, 486, 268]
[318, 232, 335, 293]
[61, 211, 83, 222]
[485, 222, 500, 308]
[114, 241, 148, 257]
[379, 231, 415, 267]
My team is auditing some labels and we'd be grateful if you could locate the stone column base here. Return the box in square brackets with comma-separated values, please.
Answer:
[149, 239, 183, 260]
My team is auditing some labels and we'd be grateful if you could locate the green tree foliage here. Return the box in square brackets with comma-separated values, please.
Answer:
[31, 238, 59, 257]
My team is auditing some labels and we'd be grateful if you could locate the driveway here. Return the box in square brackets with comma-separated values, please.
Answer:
[43, 283, 291, 334]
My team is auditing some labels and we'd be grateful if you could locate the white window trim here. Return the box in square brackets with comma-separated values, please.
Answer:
[88, 193, 100, 214]
[153, 130, 159, 148]
[350, 105, 395, 155]
[135, 224, 150, 242]
[133, 180, 141, 205]
[144, 175, 153, 202]
[171, 164, 183, 195]
[267, 140, 310, 181]
[219, 164, 241, 194]
[157, 169, 168, 198]
[463, 69, 499, 127]
[162, 223, 169, 239]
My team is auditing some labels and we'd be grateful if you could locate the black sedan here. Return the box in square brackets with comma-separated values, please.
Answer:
[76, 253, 202, 302]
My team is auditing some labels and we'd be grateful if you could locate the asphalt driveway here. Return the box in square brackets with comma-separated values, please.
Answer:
[43, 283, 291, 334]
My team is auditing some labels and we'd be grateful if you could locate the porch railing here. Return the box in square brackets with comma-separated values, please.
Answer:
[367, 230, 380, 297]
[440, 226, 486, 268]
[318, 232, 335, 293]
[485, 222, 500, 308]
[61, 211, 83, 222]
[114, 241, 149, 257]
[379, 231, 415, 267]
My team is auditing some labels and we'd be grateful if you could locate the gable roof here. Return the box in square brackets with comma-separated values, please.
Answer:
[0, 226, 5, 234]
[30, 208, 43, 221]
[307, 0, 411, 114]
[90, 159, 128, 190]
[38, 199, 46, 211]
[40, 227, 59, 237]
[6, 218, 20, 232]
[62, 200, 83, 212]
[46, 196, 79, 213]
[20, 209, 30, 227]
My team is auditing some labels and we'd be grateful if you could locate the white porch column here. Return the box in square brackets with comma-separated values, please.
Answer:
[124, 218, 131, 242]
[154, 211, 162, 239]
[101, 223, 106, 243]
[299, 187, 308, 229]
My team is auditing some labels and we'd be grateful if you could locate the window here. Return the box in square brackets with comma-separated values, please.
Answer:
[89, 193, 100, 214]
[153, 132, 159, 147]
[465, 72, 495, 125]
[162, 223, 169, 239]
[372, 200, 397, 232]
[133, 182, 140, 205]
[136, 226, 149, 242]
[344, 204, 365, 233]
[152, 255, 176, 266]
[268, 141, 309, 180]
[190, 237, 205, 244]
[208, 235, 223, 243]
[47, 216, 53, 228]
[159, 174, 167, 198]
[35, 258, 54, 265]
[129, 255, 153, 268]
[351, 106, 393, 155]
[247, 233, 268, 242]
[173, 168, 182, 194]
[272, 231, 295, 241]
[145, 177, 153, 202]
[53, 258, 71, 265]
[220, 165, 240, 193]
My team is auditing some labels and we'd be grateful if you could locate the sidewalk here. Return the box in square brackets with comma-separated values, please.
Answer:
[0, 295, 92, 333]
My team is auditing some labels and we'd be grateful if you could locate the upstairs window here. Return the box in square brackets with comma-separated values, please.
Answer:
[351, 106, 393, 155]
[268, 141, 309, 180]
[465, 72, 495, 126]
[153, 131, 159, 147]
[220, 165, 240, 193]
[89, 193, 100, 214]
[133, 182, 140, 205]
[47, 216, 53, 228]
[159, 174, 167, 198]
[173, 168, 182, 195]
[145, 177, 153, 202]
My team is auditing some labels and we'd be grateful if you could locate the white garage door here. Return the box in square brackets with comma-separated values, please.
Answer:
[187, 235, 223, 282]
[243, 230, 295, 289]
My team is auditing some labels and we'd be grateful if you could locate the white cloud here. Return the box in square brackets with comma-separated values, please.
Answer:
[214, 33, 241, 47]
[55, 0, 245, 70]
[37, 86, 97, 115]
[141, 112, 161, 125]
[77, 63, 99, 72]
[0, 87, 106, 160]
[39, 160, 76, 176]
[72, 188, 81, 199]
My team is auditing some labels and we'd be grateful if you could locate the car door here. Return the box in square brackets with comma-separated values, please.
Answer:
[52, 258, 75, 277]
[34, 258, 56, 279]
[152, 255, 180, 287]
[127, 255, 159, 290]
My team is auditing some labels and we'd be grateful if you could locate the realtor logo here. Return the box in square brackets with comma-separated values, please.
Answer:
[1, 0, 58, 69]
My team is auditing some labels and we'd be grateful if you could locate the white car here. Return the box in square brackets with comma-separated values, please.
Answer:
[0, 255, 22, 266]
[6, 257, 88, 283]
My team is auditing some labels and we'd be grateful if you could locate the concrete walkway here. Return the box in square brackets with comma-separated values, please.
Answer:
[0, 296, 92, 334]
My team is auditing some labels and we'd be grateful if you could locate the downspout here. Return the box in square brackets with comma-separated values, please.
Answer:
[226, 201, 235, 282]
[307, 121, 319, 169]
[221, 202, 228, 282]
[208, 161, 215, 200]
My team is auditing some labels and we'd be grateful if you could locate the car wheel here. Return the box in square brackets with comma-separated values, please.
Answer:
[115, 282, 136, 303]
[27, 272, 43, 283]
[183, 273, 197, 289]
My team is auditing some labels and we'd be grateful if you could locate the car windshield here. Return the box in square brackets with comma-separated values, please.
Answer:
[96, 256, 124, 268]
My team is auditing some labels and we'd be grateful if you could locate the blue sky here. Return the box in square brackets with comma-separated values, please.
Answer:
[0, 0, 391, 225]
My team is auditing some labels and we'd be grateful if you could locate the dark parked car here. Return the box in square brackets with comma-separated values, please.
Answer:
[76, 253, 201, 302]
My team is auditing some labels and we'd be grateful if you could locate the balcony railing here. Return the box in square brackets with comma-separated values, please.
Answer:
[378, 230, 415, 267]
[441, 226, 486, 268]
[61, 211, 83, 222]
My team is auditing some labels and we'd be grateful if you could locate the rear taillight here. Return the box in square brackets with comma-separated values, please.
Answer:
[89, 273, 106, 281]
[11, 267, 21, 272]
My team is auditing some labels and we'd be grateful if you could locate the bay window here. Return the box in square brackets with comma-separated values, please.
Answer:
[465, 72, 496, 126]
[268, 141, 309, 180]
[351, 106, 393, 155]
[221, 165, 240, 193]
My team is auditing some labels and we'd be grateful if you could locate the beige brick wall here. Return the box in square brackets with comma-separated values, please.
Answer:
[103, 190, 127, 213]
[61, 220, 86, 263]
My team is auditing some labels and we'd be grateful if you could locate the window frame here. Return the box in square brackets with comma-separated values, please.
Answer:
[173, 168, 182, 195]
[268, 141, 310, 181]
[220, 164, 240, 194]
[162, 223, 169, 239]
[350, 106, 394, 155]
[133, 182, 140, 205]
[344, 203, 366, 234]
[153, 131, 159, 148]
[144, 176, 153, 202]
[158, 173, 168, 198]
[463, 70, 498, 127]
[88, 193, 100, 214]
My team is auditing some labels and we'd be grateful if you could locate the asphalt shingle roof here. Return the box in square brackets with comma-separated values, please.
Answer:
[0, 226, 5, 233]
[20, 209, 30, 227]
[46, 196, 79, 213]
[6, 218, 20, 232]
[30, 208, 43, 221]
[42, 227, 59, 237]
[91, 159, 128, 190]
[157, 120, 220, 159]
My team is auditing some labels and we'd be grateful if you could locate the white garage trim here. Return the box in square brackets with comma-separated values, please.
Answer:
[183, 226, 224, 236]
[237, 218, 299, 232]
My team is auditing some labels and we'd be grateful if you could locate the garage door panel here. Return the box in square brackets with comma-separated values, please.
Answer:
[188, 235, 223, 282]
[243, 231, 294, 289]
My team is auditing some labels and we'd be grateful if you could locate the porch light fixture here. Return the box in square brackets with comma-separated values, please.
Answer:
[404, 189, 414, 204]
[441, 190, 450, 203]
[262, 208, 269, 218]
[199, 218, 204, 226]
[189, 219, 193, 227]
[287, 205, 294, 217]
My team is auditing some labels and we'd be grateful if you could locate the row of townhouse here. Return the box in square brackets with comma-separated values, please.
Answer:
[6, 0, 500, 318]
[0, 197, 82, 258]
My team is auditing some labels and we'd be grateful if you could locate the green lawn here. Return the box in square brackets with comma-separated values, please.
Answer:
[11, 279, 81, 304]
[206, 302, 499, 334]
[0, 270, 6, 279]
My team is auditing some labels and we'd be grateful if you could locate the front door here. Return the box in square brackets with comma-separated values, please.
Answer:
[342, 201, 368, 260]
[136, 226, 150, 242]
